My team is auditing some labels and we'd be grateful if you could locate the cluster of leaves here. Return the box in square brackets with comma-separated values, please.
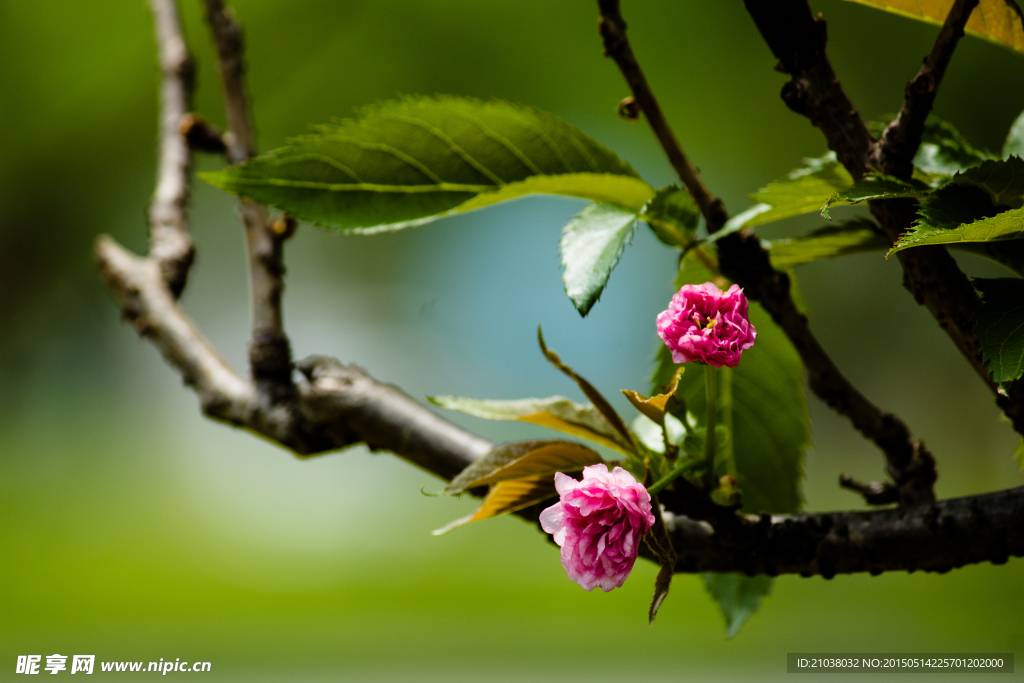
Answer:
[738, 114, 1024, 390]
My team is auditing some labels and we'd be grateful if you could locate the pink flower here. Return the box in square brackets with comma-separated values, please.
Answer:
[656, 282, 756, 367]
[539, 464, 655, 592]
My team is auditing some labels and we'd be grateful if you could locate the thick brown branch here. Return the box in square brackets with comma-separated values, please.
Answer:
[148, 0, 196, 297]
[596, 0, 727, 230]
[599, 0, 935, 504]
[743, 0, 874, 180]
[664, 485, 1024, 577]
[871, 0, 979, 177]
[203, 0, 293, 403]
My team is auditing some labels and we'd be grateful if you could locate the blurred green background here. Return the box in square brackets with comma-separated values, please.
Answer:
[2, 0, 1023, 680]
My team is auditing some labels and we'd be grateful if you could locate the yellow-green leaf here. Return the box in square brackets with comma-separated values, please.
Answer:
[841, 0, 1024, 55]
[444, 439, 602, 494]
[432, 475, 557, 534]
[427, 395, 633, 454]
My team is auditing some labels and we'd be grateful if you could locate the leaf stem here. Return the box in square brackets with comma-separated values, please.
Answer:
[704, 364, 718, 491]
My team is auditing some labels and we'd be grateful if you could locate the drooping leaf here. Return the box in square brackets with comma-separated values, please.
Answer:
[840, 0, 1024, 55]
[432, 475, 557, 534]
[953, 240, 1024, 277]
[1004, 108, 1024, 159]
[640, 185, 700, 248]
[644, 500, 676, 624]
[973, 278, 1024, 383]
[649, 564, 674, 625]
[622, 389, 672, 425]
[201, 96, 654, 232]
[735, 153, 854, 230]
[701, 574, 774, 638]
[537, 328, 635, 449]
[560, 203, 637, 316]
[820, 175, 928, 219]
[443, 439, 603, 495]
[766, 219, 890, 269]
[1013, 436, 1024, 469]
[890, 158, 1024, 254]
[915, 116, 998, 176]
[427, 395, 633, 455]
[621, 368, 684, 426]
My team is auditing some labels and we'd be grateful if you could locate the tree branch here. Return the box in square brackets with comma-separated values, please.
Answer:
[871, 0, 979, 177]
[743, 0, 875, 180]
[202, 0, 294, 404]
[148, 0, 196, 297]
[663, 484, 1024, 577]
[598, 0, 936, 504]
[741, 0, 1012, 416]
[596, 0, 727, 230]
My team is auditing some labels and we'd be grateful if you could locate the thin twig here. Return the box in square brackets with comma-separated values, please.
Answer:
[202, 0, 294, 403]
[871, 0, 980, 177]
[599, 0, 936, 505]
[148, 0, 196, 297]
[596, 0, 727, 230]
[839, 473, 899, 506]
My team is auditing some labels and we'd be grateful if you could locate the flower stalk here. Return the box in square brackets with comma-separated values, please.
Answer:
[704, 364, 718, 491]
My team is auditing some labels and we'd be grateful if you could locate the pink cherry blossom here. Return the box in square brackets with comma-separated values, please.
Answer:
[656, 282, 756, 367]
[539, 464, 655, 592]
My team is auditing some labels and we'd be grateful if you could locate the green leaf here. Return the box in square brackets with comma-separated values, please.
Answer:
[1004, 108, 1024, 159]
[640, 185, 700, 248]
[559, 203, 637, 316]
[889, 159, 1024, 255]
[973, 278, 1024, 383]
[1013, 436, 1024, 469]
[839, 0, 1024, 56]
[701, 574, 773, 638]
[432, 475, 557, 535]
[915, 116, 998, 176]
[821, 175, 928, 219]
[427, 395, 633, 455]
[652, 248, 807, 636]
[200, 96, 654, 232]
[653, 250, 809, 515]
[894, 207, 1024, 255]
[443, 439, 602, 495]
[736, 153, 854, 229]
[766, 219, 890, 269]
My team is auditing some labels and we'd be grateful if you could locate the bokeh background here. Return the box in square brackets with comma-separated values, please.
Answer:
[2, 1, 1023, 680]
